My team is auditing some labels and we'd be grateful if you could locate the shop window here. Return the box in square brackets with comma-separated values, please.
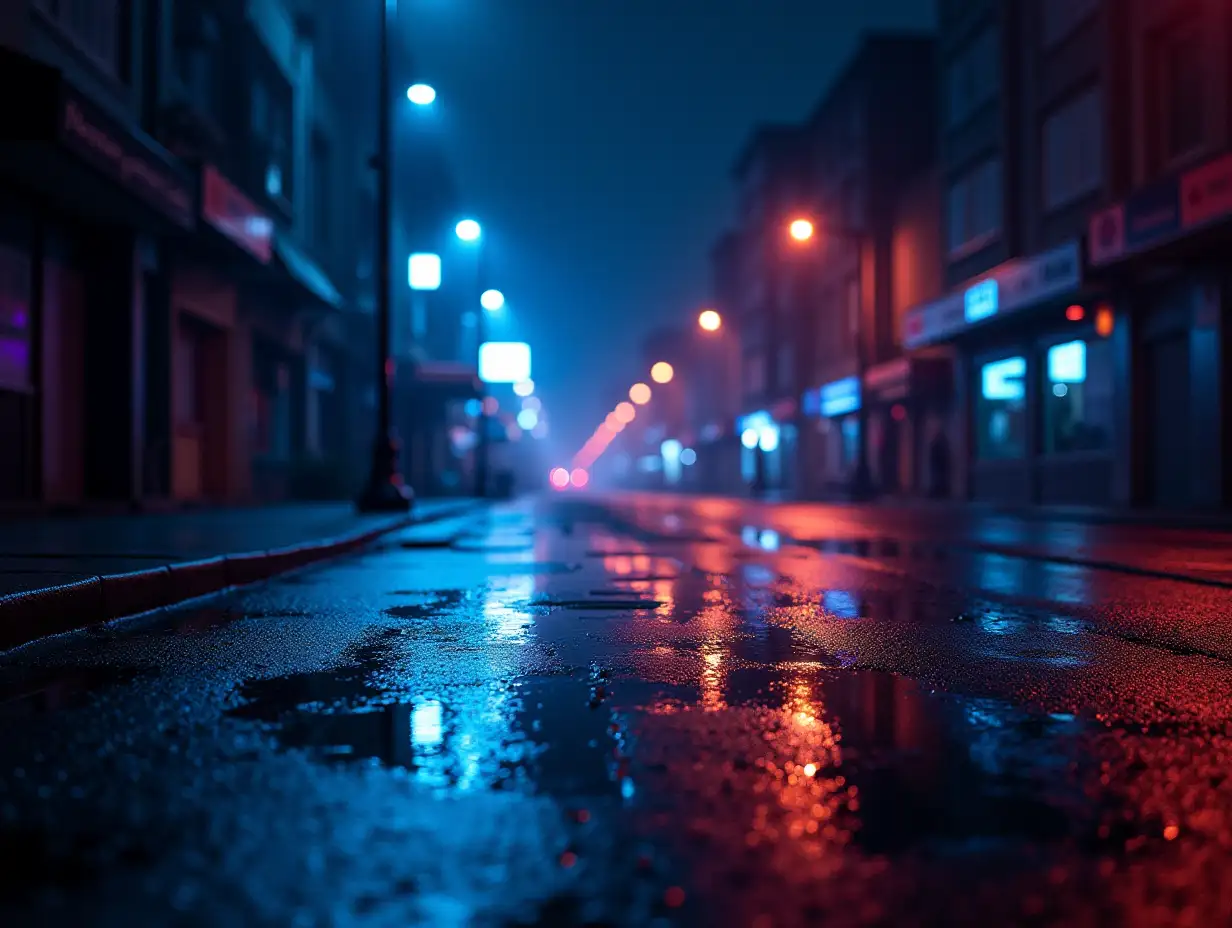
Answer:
[976, 356, 1026, 460]
[0, 246, 31, 392]
[1044, 339, 1113, 453]
[947, 27, 999, 128]
[1149, 17, 1206, 168]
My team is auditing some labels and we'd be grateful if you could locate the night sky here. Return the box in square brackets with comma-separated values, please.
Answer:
[407, 0, 936, 449]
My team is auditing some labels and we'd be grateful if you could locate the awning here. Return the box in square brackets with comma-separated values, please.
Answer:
[273, 236, 342, 309]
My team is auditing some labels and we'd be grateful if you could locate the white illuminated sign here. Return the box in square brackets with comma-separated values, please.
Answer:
[408, 253, 441, 291]
[981, 356, 1026, 400]
[478, 341, 532, 384]
[1047, 340, 1086, 383]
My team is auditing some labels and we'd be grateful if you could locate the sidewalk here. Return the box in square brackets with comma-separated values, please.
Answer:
[0, 499, 480, 652]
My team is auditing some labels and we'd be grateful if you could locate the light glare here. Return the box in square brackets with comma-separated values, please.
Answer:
[629, 382, 652, 405]
[480, 288, 505, 311]
[698, 309, 722, 332]
[650, 361, 674, 384]
[455, 218, 481, 241]
[407, 83, 436, 105]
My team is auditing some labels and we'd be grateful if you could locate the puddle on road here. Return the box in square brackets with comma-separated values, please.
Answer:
[384, 590, 469, 620]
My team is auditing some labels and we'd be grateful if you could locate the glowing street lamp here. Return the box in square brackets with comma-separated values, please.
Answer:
[614, 402, 636, 424]
[788, 218, 815, 242]
[650, 361, 674, 384]
[480, 288, 505, 311]
[407, 83, 436, 105]
[455, 218, 481, 242]
[698, 309, 722, 332]
[629, 382, 652, 405]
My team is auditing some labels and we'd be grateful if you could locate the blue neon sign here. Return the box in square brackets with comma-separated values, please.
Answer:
[964, 279, 999, 323]
[820, 376, 861, 417]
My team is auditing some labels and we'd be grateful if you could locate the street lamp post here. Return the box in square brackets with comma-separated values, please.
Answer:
[788, 218, 873, 501]
[358, 0, 412, 512]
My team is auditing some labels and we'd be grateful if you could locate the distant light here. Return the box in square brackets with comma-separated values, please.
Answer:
[407, 83, 436, 105]
[1053, 383, 1069, 397]
[513, 379, 535, 397]
[516, 408, 539, 430]
[615, 402, 636, 424]
[660, 439, 682, 462]
[605, 412, 623, 431]
[455, 218, 481, 241]
[479, 342, 531, 384]
[891, 403, 906, 421]
[789, 218, 814, 242]
[650, 361, 674, 384]
[741, 428, 760, 450]
[480, 289, 505, 311]
[698, 309, 722, 332]
[680, 448, 697, 466]
[408, 253, 441, 291]
[1095, 304, 1115, 338]
[1065, 304, 1085, 322]
[629, 382, 652, 405]
[522, 396, 541, 411]
[550, 467, 570, 490]
[411, 700, 443, 746]
[464, 398, 482, 417]
[758, 425, 780, 453]
[570, 467, 590, 489]
[482, 396, 499, 415]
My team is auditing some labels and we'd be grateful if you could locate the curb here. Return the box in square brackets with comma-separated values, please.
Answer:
[0, 503, 478, 653]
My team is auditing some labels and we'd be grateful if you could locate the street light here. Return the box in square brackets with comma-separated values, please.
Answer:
[359, 0, 412, 512]
[455, 218, 481, 242]
[651, 361, 674, 384]
[785, 215, 872, 499]
[788, 218, 815, 242]
[480, 288, 505, 311]
[615, 402, 636, 424]
[698, 309, 722, 332]
[407, 83, 436, 105]
[629, 382, 651, 405]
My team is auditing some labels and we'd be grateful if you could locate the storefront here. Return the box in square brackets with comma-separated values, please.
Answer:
[903, 239, 1117, 506]
[862, 356, 954, 497]
[800, 376, 861, 497]
[1088, 150, 1232, 510]
[0, 48, 195, 506]
[738, 404, 796, 495]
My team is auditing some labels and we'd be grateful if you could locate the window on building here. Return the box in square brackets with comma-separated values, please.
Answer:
[249, 46, 294, 206]
[1043, 339, 1113, 454]
[1041, 0, 1099, 48]
[1042, 86, 1104, 211]
[34, 0, 123, 78]
[947, 158, 1002, 257]
[947, 28, 998, 127]
[1154, 21, 1206, 163]
[173, 7, 221, 116]
[976, 356, 1026, 460]
[311, 131, 331, 250]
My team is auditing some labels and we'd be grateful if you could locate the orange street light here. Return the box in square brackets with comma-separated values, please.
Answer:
[788, 218, 815, 242]
[629, 382, 652, 405]
[615, 401, 636, 424]
[698, 309, 722, 332]
[651, 361, 674, 384]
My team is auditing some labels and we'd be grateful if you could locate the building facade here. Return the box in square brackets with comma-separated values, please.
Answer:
[0, 0, 385, 509]
[794, 33, 938, 500]
[903, 0, 1123, 507]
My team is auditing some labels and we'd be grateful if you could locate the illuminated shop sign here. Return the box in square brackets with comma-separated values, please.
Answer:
[820, 376, 860, 417]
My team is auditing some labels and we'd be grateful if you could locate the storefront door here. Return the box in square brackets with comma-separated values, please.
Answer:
[1147, 334, 1191, 507]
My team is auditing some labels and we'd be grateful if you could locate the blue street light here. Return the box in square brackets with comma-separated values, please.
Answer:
[480, 288, 505, 311]
[455, 219, 481, 242]
[407, 83, 436, 105]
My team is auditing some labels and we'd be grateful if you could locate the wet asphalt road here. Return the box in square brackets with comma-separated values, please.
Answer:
[2, 496, 1232, 927]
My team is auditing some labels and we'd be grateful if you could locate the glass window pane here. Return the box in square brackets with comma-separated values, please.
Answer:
[976, 356, 1026, 459]
[1044, 338, 1113, 453]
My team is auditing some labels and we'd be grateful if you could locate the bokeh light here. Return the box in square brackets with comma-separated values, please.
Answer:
[455, 218, 481, 241]
[698, 309, 722, 332]
[615, 402, 636, 424]
[407, 83, 436, 105]
[549, 467, 570, 490]
[570, 467, 590, 489]
[513, 379, 534, 397]
[789, 218, 815, 242]
[651, 362, 674, 384]
[629, 382, 652, 405]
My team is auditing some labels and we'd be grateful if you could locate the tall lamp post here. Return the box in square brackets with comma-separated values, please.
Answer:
[788, 217, 873, 500]
[476, 286, 505, 498]
[358, 0, 413, 511]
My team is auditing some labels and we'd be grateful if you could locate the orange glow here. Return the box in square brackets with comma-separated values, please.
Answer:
[650, 361, 674, 384]
[629, 382, 652, 405]
[698, 309, 722, 332]
[1065, 304, 1085, 322]
[788, 218, 815, 242]
[549, 467, 570, 490]
[1095, 305, 1115, 338]
[615, 402, 636, 424]
[570, 467, 589, 488]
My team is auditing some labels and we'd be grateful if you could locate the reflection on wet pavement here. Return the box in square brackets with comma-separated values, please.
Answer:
[2, 497, 1232, 924]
